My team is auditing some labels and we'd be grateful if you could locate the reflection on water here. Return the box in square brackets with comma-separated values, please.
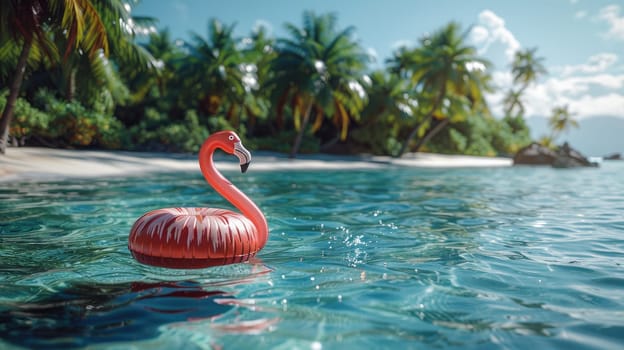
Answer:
[1, 162, 624, 349]
[0, 281, 232, 349]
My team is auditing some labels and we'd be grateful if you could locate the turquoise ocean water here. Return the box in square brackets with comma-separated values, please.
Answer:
[1, 161, 623, 349]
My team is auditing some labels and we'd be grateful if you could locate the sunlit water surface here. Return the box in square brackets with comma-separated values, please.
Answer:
[1, 162, 623, 349]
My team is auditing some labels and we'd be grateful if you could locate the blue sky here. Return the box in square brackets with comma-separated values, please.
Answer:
[134, 0, 624, 120]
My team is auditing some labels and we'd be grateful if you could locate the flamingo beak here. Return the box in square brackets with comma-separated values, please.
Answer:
[234, 142, 251, 173]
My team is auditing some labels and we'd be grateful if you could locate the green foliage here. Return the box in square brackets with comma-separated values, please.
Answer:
[2, 8, 543, 158]
[30, 90, 128, 149]
[511, 48, 547, 88]
[129, 108, 215, 152]
[424, 115, 531, 156]
[347, 71, 414, 156]
[387, 21, 493, 155]
[350, 115, 404, 156]
[494, 115, 532, 154]
[0, 89, 128, 149]
[0, 91, 51, 146]
[548, 104, 578, 141]
[249, 131, 319, 154]
[267, 10, 369, 156]
[158, 111, 210, 153]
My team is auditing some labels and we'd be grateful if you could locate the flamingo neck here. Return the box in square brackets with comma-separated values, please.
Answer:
[198, 141, 269, 249]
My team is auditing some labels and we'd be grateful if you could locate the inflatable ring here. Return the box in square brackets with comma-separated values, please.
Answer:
[128, 131, 268, 269]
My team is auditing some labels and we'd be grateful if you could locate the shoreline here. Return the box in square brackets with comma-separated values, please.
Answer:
[0, 146, 512, 182]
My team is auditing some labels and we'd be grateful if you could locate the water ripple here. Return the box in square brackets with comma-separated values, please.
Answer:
[1, 163, 623, 349]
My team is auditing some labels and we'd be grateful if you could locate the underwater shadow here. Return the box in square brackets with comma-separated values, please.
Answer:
[0, 280, 233, 349]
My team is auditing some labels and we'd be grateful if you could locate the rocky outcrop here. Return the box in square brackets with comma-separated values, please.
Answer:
[603, 152, 622, 161]
[552, 142, 599, 168]
[514, 142, 598, 168]
[513, 142, 558, 165]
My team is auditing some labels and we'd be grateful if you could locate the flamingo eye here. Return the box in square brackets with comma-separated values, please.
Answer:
[228, 135, 234, 141]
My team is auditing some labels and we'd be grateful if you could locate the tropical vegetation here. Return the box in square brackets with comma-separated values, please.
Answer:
[1, 2, 559, 158]
[538, 104, 579, 147]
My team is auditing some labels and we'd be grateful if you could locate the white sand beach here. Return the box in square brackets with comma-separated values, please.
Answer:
[0, 147, 512, 182]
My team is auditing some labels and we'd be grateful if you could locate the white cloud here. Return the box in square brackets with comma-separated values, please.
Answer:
[558, 53, 618, 76]
[470, 10, 521, 62]
[575, 10, 587, 19]
[486, 54, 624, 119]
[573, 93, 624, 116]
[471, 10, 624, 119]
[599, 5, 624, 40]
[518, 74, 624, 118]
[485, 71, 512, 116]
[470, 26, 489, 43]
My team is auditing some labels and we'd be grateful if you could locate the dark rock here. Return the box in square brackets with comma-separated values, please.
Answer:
[603, 152, 622, 160]
[514, 142, 599, 168]
[513, 142, 558, 165]
[552, 142, 599, 168]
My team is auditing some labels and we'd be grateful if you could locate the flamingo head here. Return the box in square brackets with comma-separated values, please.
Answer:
[210, 131, 251, 173]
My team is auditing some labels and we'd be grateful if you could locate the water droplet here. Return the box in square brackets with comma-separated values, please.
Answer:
[337, 295, 342, 302]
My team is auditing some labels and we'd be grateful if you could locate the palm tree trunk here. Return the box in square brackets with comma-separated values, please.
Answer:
[65, 67, 77, 101]
[289, 100, 313, 158]
[397, 86, 446, 158]
[320, 134, 340, 152]
[396, 114, 432, 157]
[0, 39, 32, 154]
[411, 118, 450, 152]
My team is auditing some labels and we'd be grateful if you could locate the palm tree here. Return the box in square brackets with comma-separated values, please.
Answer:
[359, 71, 415, 125]
[503, 47, 546, 124]
[388, 22, 491, 156]
[511, 47, 547, 91]
[0, 0, 155, 153]
[349, 70, 416, 154]
[267, 11, 368, 158]
[502, 88, 525, 117]
[548, 104, 578, 141]
[0, 0, 108, 153]
[126, 29, 182, 104]
[238, 24, 276, 135]
[178, 19, 246, 122]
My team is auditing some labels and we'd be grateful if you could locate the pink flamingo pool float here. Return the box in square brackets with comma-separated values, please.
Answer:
[128, 131, 268, 268]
